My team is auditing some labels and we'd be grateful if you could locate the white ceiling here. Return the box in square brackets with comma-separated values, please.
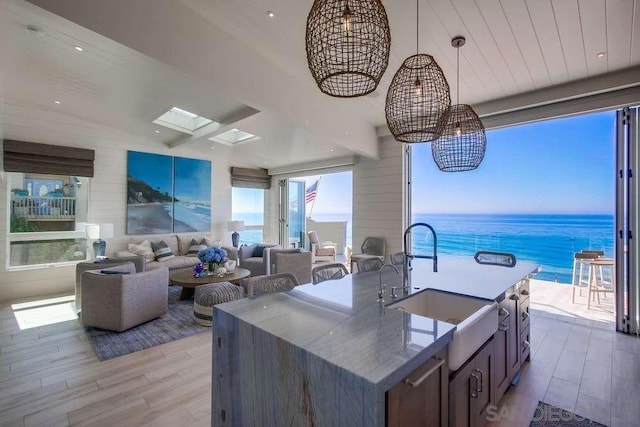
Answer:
[2, 0, 640, 169]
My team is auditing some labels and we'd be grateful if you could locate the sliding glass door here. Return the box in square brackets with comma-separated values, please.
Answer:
[616, 106, 640, 335]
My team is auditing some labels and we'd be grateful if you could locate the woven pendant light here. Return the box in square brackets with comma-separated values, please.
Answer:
[432, 36, 486, 172]
[385, 0, 450, 143]
[306, 0, 391, 98]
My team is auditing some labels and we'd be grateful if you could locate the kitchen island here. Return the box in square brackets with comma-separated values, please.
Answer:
[211, 255, 539, 426]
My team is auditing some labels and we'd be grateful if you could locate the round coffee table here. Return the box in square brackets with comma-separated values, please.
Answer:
[170, 267, 250, 300]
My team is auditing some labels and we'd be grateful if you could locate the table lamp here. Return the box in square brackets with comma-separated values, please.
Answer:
[86, 223, 114, 258]
[227, 220, 245, 248]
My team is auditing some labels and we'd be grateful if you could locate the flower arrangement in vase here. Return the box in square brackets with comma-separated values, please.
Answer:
[197, 246, 228, 275]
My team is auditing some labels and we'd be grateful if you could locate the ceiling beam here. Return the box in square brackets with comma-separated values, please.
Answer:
[167, 105, 260, 148]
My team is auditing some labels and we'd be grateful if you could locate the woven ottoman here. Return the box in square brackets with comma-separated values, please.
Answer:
[193, 282, 244, 326]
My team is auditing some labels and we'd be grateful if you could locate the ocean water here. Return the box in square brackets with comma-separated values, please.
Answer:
[411, 213, 614, 284]
[232, 212, 612, 283]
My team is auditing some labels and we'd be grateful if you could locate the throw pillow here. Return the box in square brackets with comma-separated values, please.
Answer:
[187, 238, 208, 256]
[151, 240, 176, 262]
[252, 244, 266, 258]
[128, 240, 155, 263]
[99, 270, 130, 275]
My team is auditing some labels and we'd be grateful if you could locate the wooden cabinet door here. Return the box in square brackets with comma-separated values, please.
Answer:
[494, 302, 511, 403]
[387, 348, 448, 427]
[448, 360, 474, 427]
[471, 338, 495, 427]
[507, 294, 521, 379]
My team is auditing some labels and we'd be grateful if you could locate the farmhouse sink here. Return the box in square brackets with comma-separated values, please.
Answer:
[388, 289, 498, 371]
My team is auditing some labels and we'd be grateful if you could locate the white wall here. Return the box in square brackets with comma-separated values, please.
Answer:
[352, 136, 406, 262]
[0, 119, 240, 302]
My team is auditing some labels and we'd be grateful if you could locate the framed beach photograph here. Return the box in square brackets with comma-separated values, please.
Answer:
[126, 151, 174, 234]
[173, 157, 212, 232]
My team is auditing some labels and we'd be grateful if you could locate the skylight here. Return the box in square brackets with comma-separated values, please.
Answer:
[153, 107, 217, 135]
[209, 128, 259, 146]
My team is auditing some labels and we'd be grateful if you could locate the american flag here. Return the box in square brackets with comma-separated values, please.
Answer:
[305, 180, 319, 204]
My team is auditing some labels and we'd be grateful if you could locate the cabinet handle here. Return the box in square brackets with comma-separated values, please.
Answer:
[499, 323, 509, 332]
[499, 307, 509, 318]
[509, 294, 520, 301]
[473, 368, 483, 393]
[470, 372, 480, 398]
[520, 289, 529, 296]
[522, 340, 530, 350]
[404, 357, 445, 388]
[522, 311, 530, 320]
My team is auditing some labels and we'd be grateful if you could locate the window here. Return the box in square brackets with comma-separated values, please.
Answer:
[232, 187, 265, 244]
[410, 111, 615, 285]
[7, 172, 90, 268]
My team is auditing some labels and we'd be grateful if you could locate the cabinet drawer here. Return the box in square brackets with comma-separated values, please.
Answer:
[521, 326, 531, 362]
[519, 297, 530, 331]
[518, 280, 530, 301]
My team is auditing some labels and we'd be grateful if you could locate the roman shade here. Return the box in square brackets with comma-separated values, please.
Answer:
[3, 139, 95, 177]
[230, 167, 271, 189]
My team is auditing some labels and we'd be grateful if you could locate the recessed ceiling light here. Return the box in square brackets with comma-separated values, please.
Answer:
[210, 146, 215, 149]
[155, 130, 160, 133]
[266, 11, 275, 18]
[596, 51, 606, 58]
[54, 100, 61, 105]
[264, 161, 268, 164]
[330, 148, 335, 152]
[74, 46, 84, 52]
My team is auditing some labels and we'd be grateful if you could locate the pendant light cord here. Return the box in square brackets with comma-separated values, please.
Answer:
[456, 42, 460, 105]
[416, 0, 419, 55]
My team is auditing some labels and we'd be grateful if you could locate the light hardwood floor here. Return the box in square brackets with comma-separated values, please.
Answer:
[2, 292, 639, 426]
[0, 296, 211, 427]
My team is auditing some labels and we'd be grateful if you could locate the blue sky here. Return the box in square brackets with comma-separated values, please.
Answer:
[128, 151, 173, 195]
[412, 110, 616, 214]
[174, 157, 211, 202]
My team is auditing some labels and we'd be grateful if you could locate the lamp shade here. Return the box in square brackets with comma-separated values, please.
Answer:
[85, 223, 114, 240]
[306, 0, 391, 98]
[431, 104, 486, 172]
[227, 221, 245, 232]
[385, 54, 451, 143]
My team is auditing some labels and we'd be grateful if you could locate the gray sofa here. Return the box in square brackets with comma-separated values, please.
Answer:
[238, 243, 282, 276]
[80, 263, 170, 332]
[114, 234, 237, 281]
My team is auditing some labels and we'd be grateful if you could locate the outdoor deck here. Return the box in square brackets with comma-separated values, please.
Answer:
[530, 279, 615, 330]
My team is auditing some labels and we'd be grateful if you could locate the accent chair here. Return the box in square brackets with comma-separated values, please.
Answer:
[350, 237, 385, 272]
[239, 243, 282, 276]
[312, 263, 349, 284]
[268, 248, 313, 285]
[307, 231, 337, 263]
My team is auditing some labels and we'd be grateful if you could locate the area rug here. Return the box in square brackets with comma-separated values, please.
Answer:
[84, 285, 209, 361]
[530, 402, 606, 426]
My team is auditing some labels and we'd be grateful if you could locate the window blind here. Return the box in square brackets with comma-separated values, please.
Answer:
[3, 140, 95, 177]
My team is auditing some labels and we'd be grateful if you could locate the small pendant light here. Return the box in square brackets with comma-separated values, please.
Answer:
[431, 36, 486, 172]
[385, 0, 451, 143]
[306, 0, 391, 98]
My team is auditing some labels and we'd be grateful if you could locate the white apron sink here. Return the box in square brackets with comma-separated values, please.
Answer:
[388, 289, 498, 371]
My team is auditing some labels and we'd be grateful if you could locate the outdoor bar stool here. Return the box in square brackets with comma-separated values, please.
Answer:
[571, 252, 601, 303]
[587, 258, 615, 309]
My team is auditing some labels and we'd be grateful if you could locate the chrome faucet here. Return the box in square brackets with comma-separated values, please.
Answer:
[378, 264, 400, 303]
[403, 223, 438, 273]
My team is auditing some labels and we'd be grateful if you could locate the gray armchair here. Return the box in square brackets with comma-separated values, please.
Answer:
[81, 263, 169, 332]
[239, 243, 282, 276]
[268, 248, 312, 285]
[350, 237, 385, 273]
[75, 255, 146, 311]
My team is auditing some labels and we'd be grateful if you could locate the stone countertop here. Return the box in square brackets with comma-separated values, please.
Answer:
[214, 255, 539, 388]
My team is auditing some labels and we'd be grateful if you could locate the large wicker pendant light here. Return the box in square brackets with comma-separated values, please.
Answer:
[306, 0, 391, 98]
[385, 0, 450, 143]
[431, 36, 486, 172]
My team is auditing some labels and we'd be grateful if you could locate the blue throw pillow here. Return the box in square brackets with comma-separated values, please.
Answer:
[252, 245, 266, 258]
[100, 270, 130, 275]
